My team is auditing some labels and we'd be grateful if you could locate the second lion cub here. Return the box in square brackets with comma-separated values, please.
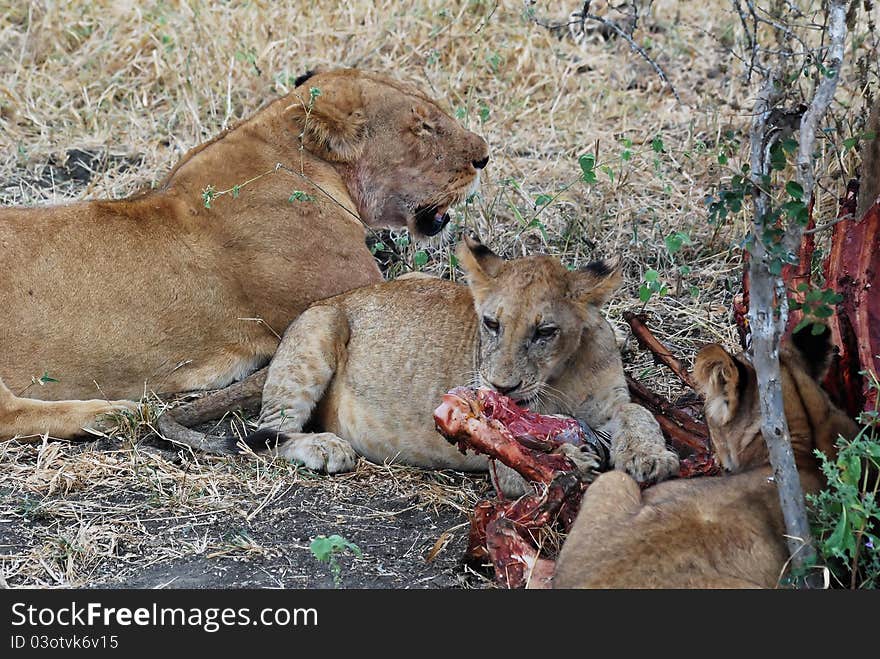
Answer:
[553, 328, 858, 588]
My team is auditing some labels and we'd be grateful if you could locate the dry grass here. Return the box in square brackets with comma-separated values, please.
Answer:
[0, 0, 875, 588]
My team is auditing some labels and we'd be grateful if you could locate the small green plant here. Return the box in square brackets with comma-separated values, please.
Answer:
[639, 269, 668, 305]
[808, 379, 880, 589]
[288, 190, 315, 203]
[789, 284, 843, 335]
[309, 534, 362, 587]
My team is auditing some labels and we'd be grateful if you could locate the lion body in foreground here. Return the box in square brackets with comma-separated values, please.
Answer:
[0, 69, 488, 440]
[174, 235, 679, 491]
[553, 330, 859, 589]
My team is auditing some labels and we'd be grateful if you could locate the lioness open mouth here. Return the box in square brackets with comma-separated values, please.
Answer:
[414, 204, 451, 236]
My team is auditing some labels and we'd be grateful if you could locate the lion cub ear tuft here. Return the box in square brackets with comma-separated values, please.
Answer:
[566, 256, 622, 307]
[457, 232, 505, 301]
[286, 86, 367, 162]
[693, 344, 747, 425]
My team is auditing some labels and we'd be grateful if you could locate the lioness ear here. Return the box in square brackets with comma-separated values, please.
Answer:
[457, 232, 505, 301]
[566, 257, 622, 307]
[286, 85, 366, 162]
[693, 344, 747, 425]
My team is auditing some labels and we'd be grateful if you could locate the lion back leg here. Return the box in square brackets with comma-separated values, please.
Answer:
[0, 377, 136, 441]
[242, 305, 358, 473]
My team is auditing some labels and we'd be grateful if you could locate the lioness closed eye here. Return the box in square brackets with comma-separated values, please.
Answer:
[164, 233, 679, 494]
[0, 68, 489, 441]
[552, 328, 859, 589]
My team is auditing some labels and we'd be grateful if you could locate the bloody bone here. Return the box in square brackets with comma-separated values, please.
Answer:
[433, 387, 590, 483]
[623, 311, 697, 390]
[625, 375, 710, 454]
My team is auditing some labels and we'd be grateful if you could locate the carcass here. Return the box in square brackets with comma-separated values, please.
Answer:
[433, 386, 719, 588]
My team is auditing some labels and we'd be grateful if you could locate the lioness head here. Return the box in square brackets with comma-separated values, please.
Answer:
[287, 69, 490, 237]
[456, 233, 621, 404]
[693, 329, 858, 473]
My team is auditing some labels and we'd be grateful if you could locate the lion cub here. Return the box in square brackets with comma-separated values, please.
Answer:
[553, 329, 858, 588]
[230, 234, 678, 488]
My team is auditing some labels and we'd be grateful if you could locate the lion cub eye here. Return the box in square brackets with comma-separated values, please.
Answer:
[533, 325, 559, 341]
[482, 316, 500, 334]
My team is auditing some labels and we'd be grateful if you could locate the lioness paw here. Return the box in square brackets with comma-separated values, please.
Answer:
[277, 432, 358, 473]
[616, 446, 679, 483]
[78, 399, 139, 432]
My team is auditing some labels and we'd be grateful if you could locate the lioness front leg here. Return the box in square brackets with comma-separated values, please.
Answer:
[0, 378, 136, 441]
[242, 305, 357, 473]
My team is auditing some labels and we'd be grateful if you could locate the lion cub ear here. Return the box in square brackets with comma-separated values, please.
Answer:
[457, 232, 505, 301]
[693, 344, 747, 425]
[286, 85, 367, 162]
[566, 257, 622, 307]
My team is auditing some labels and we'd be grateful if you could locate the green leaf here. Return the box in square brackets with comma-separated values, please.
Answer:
[793, 318, 811, 337]
[824, 512, 850, 556]
[579, 154, 597, 183]
[651, 136, 665, 153]
[786, 180, 805, 200]
[781, 138, 798, 153]
[534, 194, 553, 207]
[413, 250, 429, 268]
[664, 231, 691, 255]
[289, 190, 315, 203]
[638, 285, 652, 303]
[644, 269, 659, 283]
[842, 450, 863, 487]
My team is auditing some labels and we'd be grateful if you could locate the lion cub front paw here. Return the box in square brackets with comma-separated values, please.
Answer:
[277, 432, 358, 473]
[616, 445, 679, 483]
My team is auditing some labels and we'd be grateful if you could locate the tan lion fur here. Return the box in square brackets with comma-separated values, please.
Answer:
[0, 69, 488, 440]
[553, 331, 859, 589]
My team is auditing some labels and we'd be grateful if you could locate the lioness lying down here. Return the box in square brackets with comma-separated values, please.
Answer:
[0, 68, 488, 441]
[165, 234, 679, 493]
[553, 328, 858, 588]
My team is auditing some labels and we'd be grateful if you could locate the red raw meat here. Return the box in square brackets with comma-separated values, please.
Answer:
[434, 386, 718, 588]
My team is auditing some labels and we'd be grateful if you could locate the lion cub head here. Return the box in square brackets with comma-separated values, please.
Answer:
[456, 233, 621, 405]
[286, 69, 490, 238]
[693, 330, 858, 474]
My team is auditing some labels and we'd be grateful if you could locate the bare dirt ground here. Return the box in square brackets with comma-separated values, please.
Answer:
[0, 1, 874, 588]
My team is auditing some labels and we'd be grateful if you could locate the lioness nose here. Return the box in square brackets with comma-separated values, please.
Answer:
[490, 381, 521, 395]
[472, 155, 489, 170]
